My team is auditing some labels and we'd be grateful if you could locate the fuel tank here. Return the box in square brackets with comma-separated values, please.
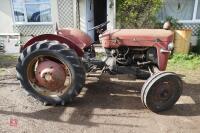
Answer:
[100, 29, 174, 48]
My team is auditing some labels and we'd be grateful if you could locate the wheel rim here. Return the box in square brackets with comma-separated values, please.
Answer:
[154, 81, 174, 102]
[149, 78, 177, 108]
[141, 72, 182, 112]
[27, 55, 72, 97]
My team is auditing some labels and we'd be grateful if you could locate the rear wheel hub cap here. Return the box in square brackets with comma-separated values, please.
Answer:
[35, 60, 66, 91]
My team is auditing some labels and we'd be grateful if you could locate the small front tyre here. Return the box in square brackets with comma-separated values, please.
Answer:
[141, 72, 183, 113]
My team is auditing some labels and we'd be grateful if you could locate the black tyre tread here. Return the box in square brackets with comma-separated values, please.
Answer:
[16, 40, 85, 105]
[141, 72, 182, 113]
[36, 41, 50, 50]
[143, 72, 179, 107]
[48, 44, 68, 50]
[141, 72, 170, 107]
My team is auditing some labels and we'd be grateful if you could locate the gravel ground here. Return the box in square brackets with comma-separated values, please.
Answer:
[0, 65, 200, 133]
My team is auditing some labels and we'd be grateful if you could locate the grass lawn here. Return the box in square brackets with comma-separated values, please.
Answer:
[167, 53, 200, 71]
[0, 54, 18, 75]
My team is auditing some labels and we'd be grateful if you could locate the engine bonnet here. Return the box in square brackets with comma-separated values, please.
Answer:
[101, 29, 174, 42]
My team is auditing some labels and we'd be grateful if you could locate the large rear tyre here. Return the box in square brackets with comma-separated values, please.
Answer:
[16, 41, 85, 105]
[141, 72, 182, 113]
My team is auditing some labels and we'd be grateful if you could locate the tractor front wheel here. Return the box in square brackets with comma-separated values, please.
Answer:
[16, 41, 85, 105]
[141, 72, 182, 113]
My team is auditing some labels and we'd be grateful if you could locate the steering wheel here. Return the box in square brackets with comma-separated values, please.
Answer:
[89, 21, 110, 31]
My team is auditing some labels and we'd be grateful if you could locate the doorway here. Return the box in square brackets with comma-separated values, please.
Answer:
[93, 0, 107, 42]
[79, 0, 112, 42]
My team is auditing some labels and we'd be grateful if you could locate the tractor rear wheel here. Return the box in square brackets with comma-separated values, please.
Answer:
[141, 72, 182, 113]
[16, 41, 85, 105]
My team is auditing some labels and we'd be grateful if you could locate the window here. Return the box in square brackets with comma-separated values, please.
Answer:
[12, 0, 52, 24]
[158, 0, 200, 23]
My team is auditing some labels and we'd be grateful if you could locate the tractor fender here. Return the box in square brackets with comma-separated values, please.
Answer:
[57, 28, 93, 48]
[21, 34, 85, 57]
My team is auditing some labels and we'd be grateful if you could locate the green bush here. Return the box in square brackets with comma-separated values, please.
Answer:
[116, 0, 163, 28]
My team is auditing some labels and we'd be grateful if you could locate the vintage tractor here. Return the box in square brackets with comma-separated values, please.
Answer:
[16, 22, 183, 113]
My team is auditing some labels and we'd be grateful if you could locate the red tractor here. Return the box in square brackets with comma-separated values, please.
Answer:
[16, 22, 183, 113]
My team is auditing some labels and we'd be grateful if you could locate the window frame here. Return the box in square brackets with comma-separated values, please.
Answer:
[159, 0, 200, 23]
[10, 0, 53, 25]
[178, 0, 200, 23]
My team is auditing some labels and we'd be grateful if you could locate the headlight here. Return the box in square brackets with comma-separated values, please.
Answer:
[168, 42, 174, 51]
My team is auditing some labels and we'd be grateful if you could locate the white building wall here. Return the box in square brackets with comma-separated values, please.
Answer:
[13, 0, 60, 44]
[0, 0, 14, 33]
[0, 0, 60, 35]
[51, 0, 59, 26]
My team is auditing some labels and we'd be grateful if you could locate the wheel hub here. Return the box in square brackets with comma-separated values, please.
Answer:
[35, 60, 67, 91]
[43, 72, 52, 81]
[156, 83, 173, 101]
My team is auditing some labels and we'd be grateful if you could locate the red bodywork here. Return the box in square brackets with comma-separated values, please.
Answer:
[21, 28, 92, 56]
[57, 28, 92, 48]
[100, 29, 174, 70]
[22, 28, 173, 71]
